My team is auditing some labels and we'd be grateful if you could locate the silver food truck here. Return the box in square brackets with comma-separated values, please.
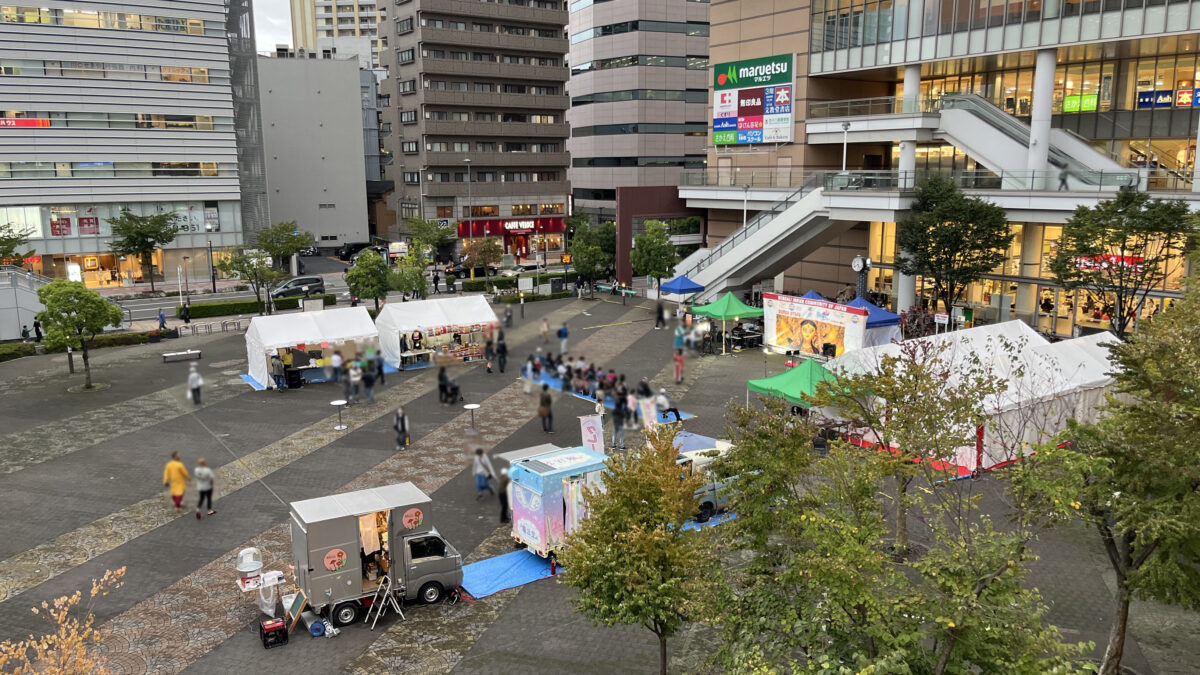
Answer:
[289, 482, 463, 626]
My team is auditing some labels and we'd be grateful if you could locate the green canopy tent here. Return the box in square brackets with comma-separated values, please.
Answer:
[745, 358, 837, 407]
[692, 292, 764, 354]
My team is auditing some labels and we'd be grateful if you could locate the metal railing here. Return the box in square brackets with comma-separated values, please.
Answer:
[676, 173, 827, 281]
[679, 169, 815, 189]
[808, 95, 942, 119]
[819, 169, 1182, 193]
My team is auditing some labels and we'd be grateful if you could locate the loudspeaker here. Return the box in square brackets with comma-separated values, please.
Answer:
[822, 343, 837, 358]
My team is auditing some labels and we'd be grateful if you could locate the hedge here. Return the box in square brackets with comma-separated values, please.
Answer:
[42, 332, 152, 354]
[461, 271, 579, 293]
[497, 291, 573, 304]
[0, 343, 35, 362]
[177, 293, 336, 319]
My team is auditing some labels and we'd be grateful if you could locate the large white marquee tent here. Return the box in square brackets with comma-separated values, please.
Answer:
[374, 295, 499, 367]
[243, 306, 378, 388]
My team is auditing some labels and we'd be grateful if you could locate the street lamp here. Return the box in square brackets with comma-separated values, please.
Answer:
[841, 121, 851, 172]
[206, 237, 216, 293]
[463, 157, 474, 281]
[182, 256, 190, 298]
[741, 184, 750, 230]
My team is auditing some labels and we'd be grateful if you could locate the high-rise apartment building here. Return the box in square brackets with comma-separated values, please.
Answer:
[381, 0, 571, 262]
[672, 0, 1199, 338]
[0, 0, 266, 287]
[291, 0, 387, 69]
[566, 0, 710, 220]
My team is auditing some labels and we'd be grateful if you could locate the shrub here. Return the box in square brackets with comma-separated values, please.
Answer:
[177, 294, 335, 319]
[45, 332, 150, 353]
[461, 272, 579, 293]
[0, 343, 36, 362]
[497, 291, 572, 304]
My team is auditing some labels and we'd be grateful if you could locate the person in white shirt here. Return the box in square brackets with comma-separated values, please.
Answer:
[472, 448, 496, 501]
[187, 363, 204, 405]
[655, 389, 681, 423]
[330, 351, 344, 384]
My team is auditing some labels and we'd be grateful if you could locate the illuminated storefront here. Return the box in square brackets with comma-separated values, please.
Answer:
[866, 221, 1190, 336]
[456, 217, 566, 263]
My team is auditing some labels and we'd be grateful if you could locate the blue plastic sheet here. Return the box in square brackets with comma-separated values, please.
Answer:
[461, 549, 556, 599]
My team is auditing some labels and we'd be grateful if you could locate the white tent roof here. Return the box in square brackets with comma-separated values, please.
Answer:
[246, 306, 378, 351]
[375, 295, 498, 334]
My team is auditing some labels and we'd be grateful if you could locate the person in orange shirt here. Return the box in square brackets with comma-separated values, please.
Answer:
[163, 451, 191, 510]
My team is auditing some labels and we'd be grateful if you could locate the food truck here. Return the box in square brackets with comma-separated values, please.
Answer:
[509, 446, 608, 558]
[289, 482, 463, 626]
[673, 432, 735, 521]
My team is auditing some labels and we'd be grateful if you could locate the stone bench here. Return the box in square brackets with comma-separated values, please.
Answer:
[162, 349, 202, 363]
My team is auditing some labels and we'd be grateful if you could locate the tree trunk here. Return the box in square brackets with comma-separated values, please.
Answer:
[1099, 583, 1131, 675]
[81, 341, 92, 389]
[374, 296, 380, 311]
[895, 476, 909, 553]
[145, 254, 156, 293]
[658, 633, 668, 675]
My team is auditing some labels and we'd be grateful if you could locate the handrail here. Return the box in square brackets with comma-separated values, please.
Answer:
[676, 173, 827, 281]
[808, 95, 942, 118]
[820, 169, 1166, 193]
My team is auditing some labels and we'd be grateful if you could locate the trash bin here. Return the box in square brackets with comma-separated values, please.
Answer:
[550, 278, 564, 294]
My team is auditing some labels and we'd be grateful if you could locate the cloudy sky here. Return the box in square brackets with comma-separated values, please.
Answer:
[255, 0, 293, 50]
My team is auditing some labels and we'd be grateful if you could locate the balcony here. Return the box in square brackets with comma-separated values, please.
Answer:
[422, 58, 567, 82]
[424, 120, 568, 138]
[425, 151, 569, 167]
[420, 27, 567, 54]
[423, 180, 568, 197]
[421, 0, 567, 26]
[422, 89, 568, 110]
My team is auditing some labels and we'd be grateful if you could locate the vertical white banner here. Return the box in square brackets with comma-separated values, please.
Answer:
[579, 414, 604, 453]
[638, 399, 658, 430]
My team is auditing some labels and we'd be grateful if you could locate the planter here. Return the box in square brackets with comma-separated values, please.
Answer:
[166, 329, 180, 339]
[148, 335, 162, 343]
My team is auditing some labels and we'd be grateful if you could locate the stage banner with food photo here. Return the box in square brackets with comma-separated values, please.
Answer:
[763, 292, 868, 357]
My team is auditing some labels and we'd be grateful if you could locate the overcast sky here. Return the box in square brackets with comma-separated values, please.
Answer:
[255, 0, 293, 50]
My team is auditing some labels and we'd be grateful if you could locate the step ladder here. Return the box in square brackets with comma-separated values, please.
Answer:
[364, 575, 405, 630]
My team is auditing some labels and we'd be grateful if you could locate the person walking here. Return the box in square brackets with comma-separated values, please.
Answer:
[610, 396, 627, 450]
[522, 356, 535, 394]
[180, 303, 191, 325]
[374, 351, 386, 387]
[194, 457, 215, 518]
[557, 322, 569, 354]
[472, 448, 496, 501]
[432, 271, 440, 294]
[497, 468, 511, 523]
[656, 388, 682, 423]
[655, 300, 666, 329]
[163, 451, 190, 511]
[157, 308, 167, 331]
[538, 384, 554, 433]
[496, 332, 508, 373]
[394, 406, 411, 449]
[270, 354, 286, 392]
[504, 305, 513, 328]
[187, 363, 203, 405]
[32, 319, 41, 342]
[485, 339, 496, 374]
[1058, 167, 1069, 191]
[361, 361, 376, 402]
[347, 361, 363, 402]
[541, 317, 550, 343]
[673, 348, 685, 384]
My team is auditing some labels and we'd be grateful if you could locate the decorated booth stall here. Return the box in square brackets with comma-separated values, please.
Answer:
[374, 296, 500, 370]
[763, 292, 869, 358]
[243, 306, 379, 390]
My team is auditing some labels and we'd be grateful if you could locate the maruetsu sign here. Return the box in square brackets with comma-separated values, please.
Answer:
[714, 54, 794, 91]
[712, 54, 795, 145]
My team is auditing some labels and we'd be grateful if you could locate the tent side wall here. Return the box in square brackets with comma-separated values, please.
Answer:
[375, 310, 404, 368]
[245, 324, 270, 387]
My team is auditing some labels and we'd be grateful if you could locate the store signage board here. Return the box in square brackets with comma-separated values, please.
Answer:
[0, 118, 50, 128]
[1062, 94, 1098, 113]
[712, 54, 794, 146]
[762, 292, 868, 356]
[1136, 90, 1175, 108]
[934, 312, 950, 325]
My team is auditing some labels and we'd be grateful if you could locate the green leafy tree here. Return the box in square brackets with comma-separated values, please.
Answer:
[1052, 265, 1200, 675]
[569, 223, 613, 297]
[0, 222, 34, 264]
[896, 176, 1013, 313]
[1048, 190, 1195, 339]
[594, 221, 617, 261]
[217, 248, 288, 315]
[254, 221, 314, 270]
[631, 220, 676, 299]
[106, 211, 181, 292]
[346, 249, 390, 310]
[558, 425, 715, 675]
[465, 237, 502, 273]
[405, 217, 456, 264]
[388, 254, 428, 299]
[564, 213, 590, 245]
[35, 281, 124, 389]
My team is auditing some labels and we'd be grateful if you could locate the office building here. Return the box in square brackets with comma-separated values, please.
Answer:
[565, 0, 711, 221]
[380, 0, 571, 262]
[291, 0, 387, 69]
[0, 0, 266, 288]
[259, 51, 371, 246]
[672, 0, 1199, 337]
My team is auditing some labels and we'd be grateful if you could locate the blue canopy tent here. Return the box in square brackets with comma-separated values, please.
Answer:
[846, 297, 902, 346]
[661, 275, 705, 295]
[800, 290, 826, 301]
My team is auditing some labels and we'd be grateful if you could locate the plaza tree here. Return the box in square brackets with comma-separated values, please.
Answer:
[1048, 190, 1195, 338]
[558, 424, 715, 675]
[346, 249, 390, 310]
[631, 220, 676, 299]
[217, 248, 288, 315]
[1051, 264, 1200, 675]
[896, 176, 1013, 314]
[36, 281, 124, 389]
[388, 254, 428, 299]
[254, 221, 314, 271]
[0, 222, 34, 264]
[107, 211, 181, 292]
[569, 223, 612, 296]
[464, 237, 502, 274]
[405, 217, 456, 264]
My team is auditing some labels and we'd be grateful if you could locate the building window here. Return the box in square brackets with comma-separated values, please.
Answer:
[505, 172, 529, 182]
[453, 142, 470, 151]
[396, 17, 413, 33]
[424, 18, 444, 28]
[539, 203, 564, 214]
[431, 172, 451, 182]
[436, 206, 454, 218]
[398, 79, 416, 94]
[476, 171, 496, 182]
[467, 205, 499, 216]
[454, 172, 467, 182]
[318, 203, 336, 209]
[477, 141, 497, 151]
[402, 172, 420, 184]
[401, 202, 419, 218]
[505, 142, 529, 152]
[500, 25, 527, 35]
[512, 204, 536, 215]
[475, 112, 496, 121]
[473, 23, 492, 32]
[401, 141, 418, 153]
[472, 52, 496, 62]
[428, 142, 449, 151]
[428, 80, 447, 90]
[428, 111, 448, 120]
[450, 112, 469, 121]
[502, 84, 527, 94]
[398, 48, 414, 63]
[532, 86, 557, 95]
[530, 114, 557, 123]
[424, 49, 445, 59]
[474, 83, 495, 93]
[400, 110, 417, 123]
[449, 51, 467, 60]
[449, 81, 468, 91]
[533, 143, 559, 152]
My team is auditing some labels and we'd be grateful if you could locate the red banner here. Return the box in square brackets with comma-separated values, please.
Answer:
[1074, 254, 1145, 274]
[78, 216, 99, 235]
[0, 118, 50, 128]
[456, 217, 564, 238]
[49, 218, 71, 236]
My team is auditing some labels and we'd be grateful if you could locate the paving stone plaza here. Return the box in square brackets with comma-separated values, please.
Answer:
[0, 296, 1197, 674]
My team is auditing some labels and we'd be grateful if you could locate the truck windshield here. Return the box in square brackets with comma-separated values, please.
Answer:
[409, 536, 446, 560]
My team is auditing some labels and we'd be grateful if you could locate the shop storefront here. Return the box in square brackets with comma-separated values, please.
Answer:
[456, 217, 566, 264]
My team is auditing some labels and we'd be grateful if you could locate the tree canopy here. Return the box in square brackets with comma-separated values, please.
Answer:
[106, 212, 181, 292]
[631, 220, 676, 298]
[36, 281, 124, 389]
[0, 222, 34, 264]
[1048, 190, 1195, 338]
[405, 218, 456, 263]
[388, 255, 428, 299]
[896, 176, 1013, 313]
[346, 249, 391, 309]
[569, 222, 614, 293]
[465, 238, 502, 272]
[216, 248, 288, 314]
[254, 221, 313, 268]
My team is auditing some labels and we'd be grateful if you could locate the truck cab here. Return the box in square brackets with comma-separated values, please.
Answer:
[399, 527, 463, 604]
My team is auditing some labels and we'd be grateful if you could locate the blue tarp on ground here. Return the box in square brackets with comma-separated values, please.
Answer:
[240, 374, 267, 391]
[461, 549, 556, 599]
[682, 511, 737, 531]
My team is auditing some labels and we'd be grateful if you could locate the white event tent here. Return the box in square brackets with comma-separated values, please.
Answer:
[374, 295, 499, 367]
[244, 306, 378, 388]
[824, 321, 1118, 475]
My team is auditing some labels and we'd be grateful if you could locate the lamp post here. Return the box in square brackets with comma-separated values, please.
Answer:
[182, 256, 190, 298]
[207, 237, 216, 293]
[841, 121, 851, 171]
[463, 157, 474, 281]
[741, 184, 750, 230]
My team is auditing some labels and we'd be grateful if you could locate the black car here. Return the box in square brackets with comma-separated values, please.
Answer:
[299, 245, 320, 256]
[271, 276, 326, 298]
[350, 245, 389, 263]
[448, 263, 496, 278]
[336, 242, 371, 260]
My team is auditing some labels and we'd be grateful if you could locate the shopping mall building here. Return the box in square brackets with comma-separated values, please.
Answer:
[0, 1, 267, 289]
[675, 0, 1200, 336]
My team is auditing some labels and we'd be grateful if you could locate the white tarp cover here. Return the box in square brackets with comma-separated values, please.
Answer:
[244, 306, 378, 386]
[863, 325, 903, 347]
[374, 295, 499, 367]
[824, 321, 1118, 472]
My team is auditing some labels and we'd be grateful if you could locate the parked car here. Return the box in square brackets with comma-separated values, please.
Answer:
[350, 245, 389, 263]
[299, 245, 320, 256]
[448, 263, 497, 278]
[271, 275, 325, 298]
[336, 242, 371, 260]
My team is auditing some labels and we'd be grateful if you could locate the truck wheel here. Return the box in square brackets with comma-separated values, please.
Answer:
[331, 601, 361, 626]
[697, 503, 715, 523]
[419, 582, 444, 604]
